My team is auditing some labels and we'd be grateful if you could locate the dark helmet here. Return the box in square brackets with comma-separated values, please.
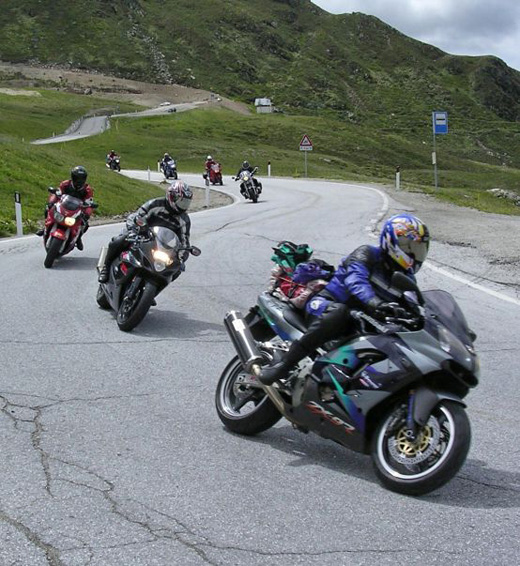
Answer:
[71, 166, 88, 190]
[167, 180, 192, 212]
[380, 213, 430, 273]
[242, 161, 250, 169]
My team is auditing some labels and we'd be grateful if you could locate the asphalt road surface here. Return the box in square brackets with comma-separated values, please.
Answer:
[0, 174, 518, 565]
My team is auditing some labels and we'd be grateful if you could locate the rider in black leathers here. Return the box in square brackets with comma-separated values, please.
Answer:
[98, 180, 192, 283]
[235, 161, 262, 196]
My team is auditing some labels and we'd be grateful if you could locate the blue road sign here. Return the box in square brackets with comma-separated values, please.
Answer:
[432, 111, 448, 134]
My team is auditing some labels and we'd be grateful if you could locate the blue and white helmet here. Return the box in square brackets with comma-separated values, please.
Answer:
[380, 214, 430, 273]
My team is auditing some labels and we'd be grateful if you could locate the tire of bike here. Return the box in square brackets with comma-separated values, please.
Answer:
[116, 279, 157, 332]
[96, 284, 111, 310]
[215, 356, 281, 435]
[371, 400, 471, 496]
[44, 236, 63, 268]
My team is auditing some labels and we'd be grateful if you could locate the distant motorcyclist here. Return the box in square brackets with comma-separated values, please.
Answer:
[259, 213, 430, 384]
[235, 160, 262, 196]
[160, 152, 174, 170]
[205, 155, 216, 173]
[106, 150, 119, 164]
[98, 180, 193, 283]
[36, 165, 94, 250]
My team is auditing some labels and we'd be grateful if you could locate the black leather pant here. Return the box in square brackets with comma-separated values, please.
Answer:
[298, 302, 355, 354]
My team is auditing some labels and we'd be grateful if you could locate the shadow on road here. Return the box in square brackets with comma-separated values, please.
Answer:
[46, 255, 99, 271]
[225, 426, 520, 508]
[118, 308, 226, 340]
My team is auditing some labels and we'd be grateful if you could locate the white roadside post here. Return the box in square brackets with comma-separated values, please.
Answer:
[268, 160, 271, 177]
[432, 111, 448, 189]
[14, 192, 23, 237]
[147, 167, 151, 182]
[205, 174, 210, 208]
[395, 165, 401, 190]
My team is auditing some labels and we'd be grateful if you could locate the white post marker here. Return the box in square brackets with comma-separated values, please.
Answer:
[268, 161, 271, 177]
[395, 165, 401, 190]
[205, 184, 210, 208]
[299, 134, 313, 178]
[14, 192, 23, 237]
[147, 167, 151, 182]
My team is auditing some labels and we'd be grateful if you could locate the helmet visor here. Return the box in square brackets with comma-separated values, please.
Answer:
[398, 236, 429, 263]
[175, 195, 191, 211]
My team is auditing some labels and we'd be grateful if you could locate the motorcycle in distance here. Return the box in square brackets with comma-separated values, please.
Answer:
[106, 156, 121, 172]
[216, 271, 479, 495]
[161, 159, 178, 180]
[234, 167, 260, 203]
[205, 162, 223, 186]
[96, 216, 201, 332]
[42, 187, 98, 268]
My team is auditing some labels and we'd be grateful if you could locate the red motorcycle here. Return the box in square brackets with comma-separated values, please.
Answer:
[42, 188, 97, 268]
[207, 162, 223, 185]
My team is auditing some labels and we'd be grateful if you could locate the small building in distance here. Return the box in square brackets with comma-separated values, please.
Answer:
[255, 98, 273, 114]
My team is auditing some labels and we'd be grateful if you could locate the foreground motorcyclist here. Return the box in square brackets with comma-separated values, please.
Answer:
[36, 165, 94, 250]
[235, 161, 262, 196]
[205, 155, 216, 172]
[259, 213, 430, 384]
[98, 180, 193, 283]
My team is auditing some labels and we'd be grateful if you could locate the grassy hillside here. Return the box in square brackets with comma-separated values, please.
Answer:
[1, 87, 519, 237]
[2, 0, 520, 124]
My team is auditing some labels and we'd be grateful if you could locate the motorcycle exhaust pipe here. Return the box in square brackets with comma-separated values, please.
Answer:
[97, 246, 108, 272]
[223, 311, 264, 373]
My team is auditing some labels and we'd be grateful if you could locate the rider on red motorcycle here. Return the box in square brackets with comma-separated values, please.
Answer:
[205, 155, 216, 173]
[37, 166, 94, 250]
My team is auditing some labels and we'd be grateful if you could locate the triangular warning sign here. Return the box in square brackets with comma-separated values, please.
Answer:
[299, 134, 313, 148]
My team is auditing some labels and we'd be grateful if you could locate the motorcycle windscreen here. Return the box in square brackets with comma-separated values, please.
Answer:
[152, 226, 180, 250]
[61, 195, 83, 211]
[422, 290, 472, 343]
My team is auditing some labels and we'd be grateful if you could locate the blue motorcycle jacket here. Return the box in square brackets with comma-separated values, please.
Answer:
[323, 245, 415, 310]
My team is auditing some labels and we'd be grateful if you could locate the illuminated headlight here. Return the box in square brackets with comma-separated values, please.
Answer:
[152, 249, 173, 271]
[244, 175, 250, 181]
[64, 217, 76, 226]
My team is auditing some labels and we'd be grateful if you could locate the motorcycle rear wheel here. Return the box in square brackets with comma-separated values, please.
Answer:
[96, 284, 111, 310]
[371, 401, 471, 496]
[116, 280, 157, 332]
[215, 356, 281, 435]
[44, 236, 63, 268]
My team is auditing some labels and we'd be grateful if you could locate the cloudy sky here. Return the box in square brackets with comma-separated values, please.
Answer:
[311, 0, 520, 71]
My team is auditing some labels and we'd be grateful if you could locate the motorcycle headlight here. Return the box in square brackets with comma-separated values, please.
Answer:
[244, 175, 249, 181]
[64, 217, 76, 226]
[152, 249, 173, 271]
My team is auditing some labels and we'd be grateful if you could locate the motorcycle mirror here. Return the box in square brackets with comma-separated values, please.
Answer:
[190, 246, 202, 257]
[391, 272, 424, 305]
[91, 202, 99, 209]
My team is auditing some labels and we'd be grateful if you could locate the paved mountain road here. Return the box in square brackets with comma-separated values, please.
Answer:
[0, 175, 518, 565]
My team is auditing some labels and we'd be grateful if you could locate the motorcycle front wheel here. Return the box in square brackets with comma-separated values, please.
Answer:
[371, 401, 471, 496]
[116, 280, 157, 332]
[215, 356, 281, 435]
[44, 236, 63, 268]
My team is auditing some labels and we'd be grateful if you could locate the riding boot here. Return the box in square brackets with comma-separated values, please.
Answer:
[259, 341, 309, 385]
[76, 235, 84, 251]
[98, 241, 121, 283]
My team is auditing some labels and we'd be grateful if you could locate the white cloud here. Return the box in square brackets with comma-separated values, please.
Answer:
[311, 0, 520, 71]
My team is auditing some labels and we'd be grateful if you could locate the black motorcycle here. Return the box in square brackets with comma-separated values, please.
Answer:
[216, 272, 479, 495]
[234, 167, 261, 203]
[162, 159, 178, 180]
[96, 222, 201, 331]
[107, 157, 121, 172]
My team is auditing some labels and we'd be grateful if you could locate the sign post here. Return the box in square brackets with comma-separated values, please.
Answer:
[432, 111, 448, 189]
[299, 134, 313, 177]
[14, 192, 23, 237]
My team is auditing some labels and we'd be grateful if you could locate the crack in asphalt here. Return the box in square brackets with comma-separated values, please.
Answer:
[429, 258, 520, 290]
[458, 474, 520, 493]
[0, 507, 65, 566]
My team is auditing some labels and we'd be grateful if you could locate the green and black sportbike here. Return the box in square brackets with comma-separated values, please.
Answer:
[216, 272, 479, 496]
